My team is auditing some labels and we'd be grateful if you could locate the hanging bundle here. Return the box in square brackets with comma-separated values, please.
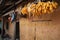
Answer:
[21, 1, 58, 18]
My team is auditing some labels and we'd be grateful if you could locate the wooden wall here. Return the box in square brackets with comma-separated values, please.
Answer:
[8, 22, 16, 40]
[8, 7, 60, 40]
[19, 7, 60, 40]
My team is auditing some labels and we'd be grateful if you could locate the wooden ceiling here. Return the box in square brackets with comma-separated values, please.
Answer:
[0, 0, 35, 16]
[0, 0, 23, 16]
[0, 0, 60, 16]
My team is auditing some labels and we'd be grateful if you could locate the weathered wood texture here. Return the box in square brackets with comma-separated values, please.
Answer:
[8, 22, 16, 40]
[8, 7, 60, 40]
[19, 7, 60, 40]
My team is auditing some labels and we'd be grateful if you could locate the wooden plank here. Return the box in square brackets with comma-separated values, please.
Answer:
[19, 18, 60, 40]
[8, 22, 16, 40]
[20, 19, 35, 40]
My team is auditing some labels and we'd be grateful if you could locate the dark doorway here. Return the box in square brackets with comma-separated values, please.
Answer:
[15, 22, 20, 40]
[6, 22, 9, 30]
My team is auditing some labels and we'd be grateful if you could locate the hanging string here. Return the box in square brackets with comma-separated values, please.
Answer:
[14, 0, 16, 13]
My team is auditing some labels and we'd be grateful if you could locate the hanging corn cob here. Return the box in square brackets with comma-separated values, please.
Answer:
[21, 1, 58, 17]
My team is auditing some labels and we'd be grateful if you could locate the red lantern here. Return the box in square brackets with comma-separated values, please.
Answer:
[8, 17, 12, 21]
